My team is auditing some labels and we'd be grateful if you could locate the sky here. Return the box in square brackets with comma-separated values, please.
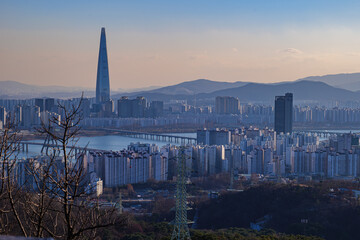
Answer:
[2, 0, 360, 90]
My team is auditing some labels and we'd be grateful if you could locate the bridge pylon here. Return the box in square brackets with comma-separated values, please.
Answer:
[41, 127, 60, 156]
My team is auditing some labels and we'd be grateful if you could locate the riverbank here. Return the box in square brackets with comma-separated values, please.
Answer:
[18, 124, 360, 143]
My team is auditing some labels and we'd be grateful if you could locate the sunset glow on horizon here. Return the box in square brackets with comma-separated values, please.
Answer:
[2, 0, 360, 89]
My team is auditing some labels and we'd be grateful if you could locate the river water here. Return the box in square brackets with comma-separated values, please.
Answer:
[22, 133, 197, 158]
[21, 129, 359, 158]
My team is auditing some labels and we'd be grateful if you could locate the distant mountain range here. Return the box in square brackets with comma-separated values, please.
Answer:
[3, 72, 360, 102]
[0, 81, 94, 99]
[112, 80, 358, 104]
[116, 85, 162, 93]
[198, 80, 359, 102]
[145, 79, 249, 95]
[299, 72, 360, 91]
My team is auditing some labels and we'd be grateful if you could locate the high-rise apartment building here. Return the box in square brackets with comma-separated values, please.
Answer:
[15, 105, 22, 125]
[35, 98, 55, 113]
[132, 97, 146, 118]
[197, 129, 231, 145]
[96, 27, 110, 104]
[118, 97, 132, 118]
[45, 98, 55, 112]
[274, 93, 293, 134]
[117, 96, 147, 118]
[149, 101, 164, 117]
[35, 98, 44, 112]
[105, 100, 114, 117]
[215, 96, 240, 114]
[22, 105, 32, 128]
[0, 106, 6, 128]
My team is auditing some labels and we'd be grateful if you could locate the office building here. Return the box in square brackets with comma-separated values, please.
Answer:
[274, 93, 293, 134]
[96, 27, 110, 104]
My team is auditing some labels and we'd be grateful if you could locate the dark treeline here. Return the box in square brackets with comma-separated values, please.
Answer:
[197, 182, 360, 240]
[98, 219, 323, 240]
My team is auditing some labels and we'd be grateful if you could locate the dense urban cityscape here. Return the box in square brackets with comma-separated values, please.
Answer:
[2, 1, 360, 240]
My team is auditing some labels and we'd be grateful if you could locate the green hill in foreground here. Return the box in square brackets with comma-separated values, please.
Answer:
[197, 182, 360, 240]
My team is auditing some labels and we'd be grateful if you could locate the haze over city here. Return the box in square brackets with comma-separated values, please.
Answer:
[2, 0, 360, 89]
[3, 1, 360, 240]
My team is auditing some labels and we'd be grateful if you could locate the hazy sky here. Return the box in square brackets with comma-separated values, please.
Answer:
[2, 0, 360, 90]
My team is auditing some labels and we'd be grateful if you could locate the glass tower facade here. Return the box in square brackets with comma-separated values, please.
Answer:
[96, 27, 110, 104]
[275, 93, 293, 134]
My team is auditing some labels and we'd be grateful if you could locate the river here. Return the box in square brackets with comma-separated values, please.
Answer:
[20, 129, 360, 158]
[22, 133, 197, 158]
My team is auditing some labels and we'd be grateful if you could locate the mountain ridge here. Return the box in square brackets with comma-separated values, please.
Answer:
[299, 72, 360, 91]
[4, 72, 360, 101]
[127, 79, 250, 96]
[199, 80, 359, 102]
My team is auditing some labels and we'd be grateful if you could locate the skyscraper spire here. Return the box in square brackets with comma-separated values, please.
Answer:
[96, 27, 110, 103]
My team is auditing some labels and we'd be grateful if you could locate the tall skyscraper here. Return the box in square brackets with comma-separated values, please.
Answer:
[275, 93, 293, 134]
[96, 27, 110, 104]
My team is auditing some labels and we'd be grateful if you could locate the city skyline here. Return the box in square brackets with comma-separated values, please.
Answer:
[2, 2, 360, 239]
[2, 1, 360, 89]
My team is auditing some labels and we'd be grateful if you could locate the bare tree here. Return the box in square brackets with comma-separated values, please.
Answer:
[0, 97, 126, 239]
[0, 118, 28, 236]
[34, 97, 122, 240]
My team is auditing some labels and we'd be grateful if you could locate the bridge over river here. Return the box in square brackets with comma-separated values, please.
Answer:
[16, 130, 196, 155]
[102, 128, 197, 144]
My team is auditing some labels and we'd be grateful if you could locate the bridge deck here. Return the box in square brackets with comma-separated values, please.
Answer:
[102, 128, 197, 143]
